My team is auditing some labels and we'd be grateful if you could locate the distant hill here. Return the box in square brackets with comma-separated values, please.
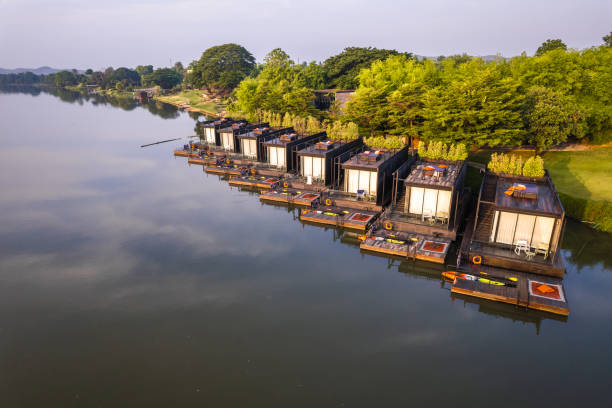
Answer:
[0, 66, 65, 75]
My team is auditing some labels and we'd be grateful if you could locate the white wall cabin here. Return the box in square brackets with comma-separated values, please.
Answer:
[300, 156, 325, 181]
[406, 186, 452, 219]
[267, 146, 286, 168]
[345, 169, 377, 196]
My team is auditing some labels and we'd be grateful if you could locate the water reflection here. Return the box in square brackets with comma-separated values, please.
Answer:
[1, 87, 612, 408]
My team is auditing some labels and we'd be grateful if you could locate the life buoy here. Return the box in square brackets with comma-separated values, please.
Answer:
[225, 158, 231, 165]
[251, 168, 256, 175]
[472, 255, 482, 265]
[325, 198, 332, 206]
[384, 221, 393, 230]
[283, 181, 289, 188]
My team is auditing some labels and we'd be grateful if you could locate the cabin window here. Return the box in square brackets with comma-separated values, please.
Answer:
[205, 128, 215, 144]
[300, 156, 325, 180]
[492, 211, 555, 247]
[407, 187, 452, 218]
[268, 146, 285, 167]
[345, 169, 377, 195]
[242, 139, 257, 158]
[221, 133, 233, 150]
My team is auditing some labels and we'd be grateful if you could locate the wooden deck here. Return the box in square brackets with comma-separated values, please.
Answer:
[174, 150, 200, 158]
[450, 264, 569, 316]
[360, 232, 451, 264]
[187, 156, 220, 166]
[228, 175, 280, 189]
[204, 166, 247, 176]
[259, 188, 321, 207]
[299, 206, 379, 231]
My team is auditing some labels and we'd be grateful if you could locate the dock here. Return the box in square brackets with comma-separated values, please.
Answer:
[228, 175, 281, 189]
[299, 206, 379, 231]
[204, 165, 248, 176]
[259, 188, 321, 206]
[360, 231, 451, 264]
[450, 265, 569, 316]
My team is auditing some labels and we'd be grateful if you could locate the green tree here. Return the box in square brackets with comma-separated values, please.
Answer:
[523, 86, 585, 152]
[603, 31, 612, 47]
[188, 43, 255, 93]
[53, 70, 77, 87]
[230, 48, 317, 119]
[322, 47, 412, 89]
[535, 39, 567, 56]
[143, 68, 182, 89]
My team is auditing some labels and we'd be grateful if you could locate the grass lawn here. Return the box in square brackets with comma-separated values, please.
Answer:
[156, 90, 225, 115]
[543, 147, 612, 202]
[467, 147, 612, 202]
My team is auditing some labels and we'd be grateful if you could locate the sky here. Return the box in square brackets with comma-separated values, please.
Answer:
[0, 0, 610, 70]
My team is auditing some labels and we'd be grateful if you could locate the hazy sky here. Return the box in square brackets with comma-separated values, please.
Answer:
[0, 0, 610, 69]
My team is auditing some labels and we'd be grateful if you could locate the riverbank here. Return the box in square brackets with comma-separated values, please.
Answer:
[155, 90, 225, 117]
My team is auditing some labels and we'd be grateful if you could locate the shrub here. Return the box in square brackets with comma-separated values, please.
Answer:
[418, 141, 468, 161]
[523, 156, 545, 177]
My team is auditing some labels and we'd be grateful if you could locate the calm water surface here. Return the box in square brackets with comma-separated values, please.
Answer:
[1, 88, 611, 407]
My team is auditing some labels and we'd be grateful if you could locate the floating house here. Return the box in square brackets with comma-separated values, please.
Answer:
[262, 131, 327, 174]
[451, 170, 569, 316]
[236, 126, 293, 162]
[388, 159, 468, 239]
[359, 158, 468, 264]
[295, 138, 363, 186]
[219, 122, 269, 153]
[325, 146, 411, 211]
[464, 170, 566, 277]
[201, 118, 245, 146]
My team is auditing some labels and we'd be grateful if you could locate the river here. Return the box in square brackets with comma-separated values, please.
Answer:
[1, 87, 611, 407]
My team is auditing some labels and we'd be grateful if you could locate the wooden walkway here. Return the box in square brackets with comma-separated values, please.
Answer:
[204, 165, 247, 176]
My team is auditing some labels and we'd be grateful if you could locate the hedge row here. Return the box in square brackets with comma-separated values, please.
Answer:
[558, 192, 612, 234]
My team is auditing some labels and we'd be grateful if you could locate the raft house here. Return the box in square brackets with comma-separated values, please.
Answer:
[201, 118, 245, 146]
[259, 137, 363, 207]
[300, 146, 410, 231]
[451, 170, 569, 316]
[360, 158, 469, 264]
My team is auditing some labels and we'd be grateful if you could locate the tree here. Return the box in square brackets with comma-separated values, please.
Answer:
[143, 68, 182, 89]
[322, 47, 412, 89]
[173, 61, 184, 73]
[53, 70, 78, 87]
[107, 67, 141, 89]
[229, 48, 317, 119]
[188, 43, 255, 93]
[523, 86, 585, 152]
[135, 65, 153, 76]
[535, 39, 567, 56]
[85, 68, 93, 75]
[604, 31, 612, 47]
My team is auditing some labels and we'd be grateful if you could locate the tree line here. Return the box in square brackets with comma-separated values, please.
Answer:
[0, 62, 185, 91]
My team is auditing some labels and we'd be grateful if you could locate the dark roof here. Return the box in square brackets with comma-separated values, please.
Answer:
[297, 140, 352, 157]
[237, 126, 286, 140]
[265, 133, 315, 147]
[404, 160, 463, 189]
[341, 149, 398, 170]
[494, 175, 563, 215]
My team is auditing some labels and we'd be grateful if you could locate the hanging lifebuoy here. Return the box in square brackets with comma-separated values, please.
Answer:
[225, 158, 231, 165]
[325, 198, 332, 206]
[283, 181, 289, 188]
[472, 255, 482, 265]
[251, 168, 256, 175]
[384, 221, 393, 230]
